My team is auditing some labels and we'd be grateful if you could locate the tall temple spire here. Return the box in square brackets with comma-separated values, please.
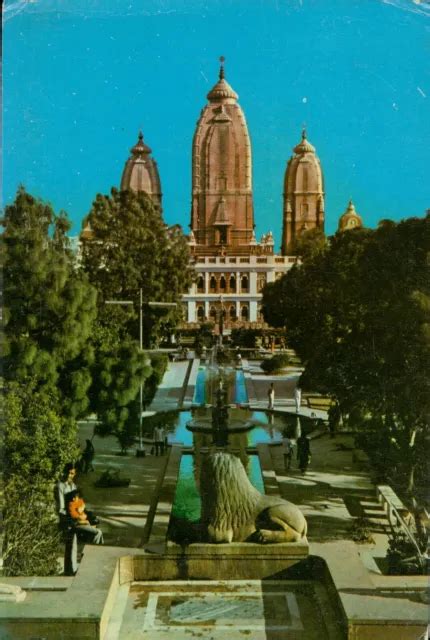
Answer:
[190, 59, 254, 254]
[281, 128, 325, 254]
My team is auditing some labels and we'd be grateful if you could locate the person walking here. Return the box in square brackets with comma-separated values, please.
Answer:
[297, 433, 311, 474]
[80, 439, 95, 473]
[328, 401, 341, 438]
[294, 386, 302, 413]
[282, 433, 294, 471]
[267, 383, 275, 410]
[154, 426, 164, 456]
[159, 425, 166, 455]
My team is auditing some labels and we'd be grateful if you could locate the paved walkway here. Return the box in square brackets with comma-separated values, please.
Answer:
[244, 359, 329, 420]
[148, 360, 191, 412]
[269, 432, 374, 542]
[76, 422, 171, 548]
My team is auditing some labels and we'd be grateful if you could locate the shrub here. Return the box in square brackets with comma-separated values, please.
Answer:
[2, 479, 61, 576]
[261, 353, 290, 374]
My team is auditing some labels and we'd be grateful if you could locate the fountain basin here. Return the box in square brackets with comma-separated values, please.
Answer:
[186, 418, 256, 433]
[135, 540, 309, 581]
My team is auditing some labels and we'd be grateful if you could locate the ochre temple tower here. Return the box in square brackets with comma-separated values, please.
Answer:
[120, 131, 162, 210]
[281, 129, 325, 254]
[190, 58, 255, 255]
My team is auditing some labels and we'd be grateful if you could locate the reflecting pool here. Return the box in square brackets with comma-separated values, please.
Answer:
[192, 367, 248, 405]
[162, 409, 312, 447]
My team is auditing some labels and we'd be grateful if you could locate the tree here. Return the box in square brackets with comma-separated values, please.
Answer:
[80, 189, 191, 448]
[2, 187, 97, 418]
[1, 187, 96, 575]
[89, 323, 151, 453]
[290, 227, 328, 261]
[262, 215, 430, 492]
[81, 189, 192, 346]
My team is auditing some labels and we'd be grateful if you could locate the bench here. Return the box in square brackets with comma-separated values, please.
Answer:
[377, 485, 410, 526]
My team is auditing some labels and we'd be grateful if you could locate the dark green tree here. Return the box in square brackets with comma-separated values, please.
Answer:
[81, 189, 192, 346]
[289, 227, 328, 261]
[81, 189, 190, 448]
[3, 382, 80, 575]
[89, 323, 151, 453]
[2, 187, 97, 418]
[262, 215, 430, 491]
[1, 187, 97, 575]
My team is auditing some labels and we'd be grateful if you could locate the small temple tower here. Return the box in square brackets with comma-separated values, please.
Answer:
[338, 199, 363, 232]
[281, 129, 325, 255]
[120, 131, 162, 210]
[190, 57, 254, 255]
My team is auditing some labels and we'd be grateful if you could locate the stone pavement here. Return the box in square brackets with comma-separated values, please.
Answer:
[243, 359, 329, 420]
[269, 432, 375, 542]
[148, 360, 191, 412]
[76, 421, 171, 548]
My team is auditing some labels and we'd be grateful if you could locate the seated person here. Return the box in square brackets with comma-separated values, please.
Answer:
[65, 490, 104, 545]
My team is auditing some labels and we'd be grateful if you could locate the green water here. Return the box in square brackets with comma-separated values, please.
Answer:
[172, 453, 265, 522]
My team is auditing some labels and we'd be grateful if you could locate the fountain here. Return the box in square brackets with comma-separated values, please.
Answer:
[186, 378, 257, 446]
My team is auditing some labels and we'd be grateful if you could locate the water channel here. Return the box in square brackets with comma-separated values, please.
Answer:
[144, 364, 313, 525]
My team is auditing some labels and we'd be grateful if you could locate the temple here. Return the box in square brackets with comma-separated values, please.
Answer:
[120, 130, 162, 211]
[282, 128, 325, 254]
[190, 57, 254, 254]
[183, 59, 295, 327]
[338, 199, 363, 232]
[85, 58, 366, 330]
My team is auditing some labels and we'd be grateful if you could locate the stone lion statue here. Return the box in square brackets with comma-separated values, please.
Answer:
[199, 452, 307, 544]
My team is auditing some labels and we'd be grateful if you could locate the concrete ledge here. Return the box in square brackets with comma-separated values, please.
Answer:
[311, 541, 428, 640]
[182, 358, 201, 406]
[133, 540, 309, 580]
[0, 545, 133, 640]
[144, 444, 181, 549]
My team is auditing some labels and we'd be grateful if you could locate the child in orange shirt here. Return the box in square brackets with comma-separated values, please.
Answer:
[67, 491, 89, 525]
[65, 490, 103, 544]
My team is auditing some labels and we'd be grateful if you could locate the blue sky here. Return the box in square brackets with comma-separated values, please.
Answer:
[3, 0, 430, 245]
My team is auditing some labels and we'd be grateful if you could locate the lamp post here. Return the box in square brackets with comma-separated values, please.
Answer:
[218, 294, 224, 347]
[105, 290, 177, 457]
